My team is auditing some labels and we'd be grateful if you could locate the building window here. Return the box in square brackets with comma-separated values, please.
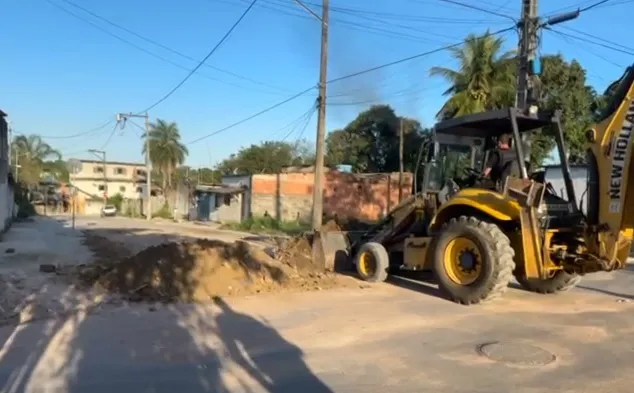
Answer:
[114, 167, 126, 175]
[94, 166, 104, 173]
[136, 187, 143, 193]
[136, 169, 146, 177]
[223, 194, 231, 205]
[98, 185, 105, 191]
[119, 186, 126, 192]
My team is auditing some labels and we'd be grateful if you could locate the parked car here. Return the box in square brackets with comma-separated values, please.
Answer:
[100, 205, 117, 217]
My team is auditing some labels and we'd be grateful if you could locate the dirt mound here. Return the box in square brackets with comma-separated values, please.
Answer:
[277, 234, 316, 272]
[76, 233, 350, 303]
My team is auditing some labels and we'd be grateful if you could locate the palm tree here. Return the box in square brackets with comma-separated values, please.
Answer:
[430, 31, 516, 120]
[141, 119, 188, 190]
[11, 134, 62, 186]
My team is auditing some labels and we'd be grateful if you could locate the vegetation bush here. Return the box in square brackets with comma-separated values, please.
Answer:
[106, 193, 124, 212]
[222, 215, 308, 235]
[153, 201, 173, 219]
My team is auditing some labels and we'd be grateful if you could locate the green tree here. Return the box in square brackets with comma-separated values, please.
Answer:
[11, 134, 61, 186]
[530, 55, 597, 165]
[430, 31, 516, 120]
[142, 119, 188, 191]
[325, 105, 430, 173]
[42, 159, 70, 183]
[216, 140, 312, 175]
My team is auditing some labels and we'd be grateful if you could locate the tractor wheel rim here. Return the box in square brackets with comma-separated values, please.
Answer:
[359, 251, 376, 276]
[443, 237, 482, 285]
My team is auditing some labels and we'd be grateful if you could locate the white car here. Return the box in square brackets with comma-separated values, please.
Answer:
[100, 205, 117, 217]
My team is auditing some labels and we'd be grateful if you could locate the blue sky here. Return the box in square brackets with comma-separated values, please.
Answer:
[2, 0, 632, 167]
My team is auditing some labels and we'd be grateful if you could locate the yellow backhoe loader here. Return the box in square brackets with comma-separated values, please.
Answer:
[314, 65, 634, 305]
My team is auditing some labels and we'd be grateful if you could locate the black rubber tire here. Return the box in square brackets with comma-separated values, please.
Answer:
[432, 216, 515, 305]
[515, 270, 582, 294]
[354, 242, 390, 283]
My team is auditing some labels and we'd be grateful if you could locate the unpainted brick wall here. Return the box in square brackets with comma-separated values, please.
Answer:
[250, 171, 413, 222]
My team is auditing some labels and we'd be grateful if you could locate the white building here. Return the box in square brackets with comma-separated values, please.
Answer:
[70, 159, 148, 200]
[0, 110, 15, 230]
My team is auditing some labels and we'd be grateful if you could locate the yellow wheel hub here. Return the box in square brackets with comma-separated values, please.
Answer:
[443, 237, 482, 285]
[358, 251, 376, 277]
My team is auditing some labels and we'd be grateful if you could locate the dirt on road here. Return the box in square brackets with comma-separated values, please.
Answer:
[75, 228, 358, 303]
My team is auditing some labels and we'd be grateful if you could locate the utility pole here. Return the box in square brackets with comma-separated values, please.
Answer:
[311, 0, 329, 231]
[398, 118, 404, 202]
[516, 0, 581, 111]
[515, 0, 539, 112]
[88, 149, 107, 205]
[117, 112, 152, 220]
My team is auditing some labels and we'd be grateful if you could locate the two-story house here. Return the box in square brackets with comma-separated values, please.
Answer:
[70, 159, 149, 200]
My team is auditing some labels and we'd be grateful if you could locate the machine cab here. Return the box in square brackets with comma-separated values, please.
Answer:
[421, 129, 487, 194]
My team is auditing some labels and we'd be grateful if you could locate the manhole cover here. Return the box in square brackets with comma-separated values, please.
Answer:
[476, 341, 556, 366]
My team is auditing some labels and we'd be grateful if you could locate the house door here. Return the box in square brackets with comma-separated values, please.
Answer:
[197, 193, 211, 221]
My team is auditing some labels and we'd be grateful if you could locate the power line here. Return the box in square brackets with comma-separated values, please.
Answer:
[185, 87, 315, 145]
[45, 0, 288, 96]
[281, 105, 316, 141]
[185, 25, 515, 145]
[56, 0, 292, 94]
[98, 121, 121, 150]
[270, 103, 317, 139]
[436, 0, 517, 22]
[544, 0, 616, 16]
[224, 0, 465, 45]
[579, 0, 613, 11]
[547, 29, 625, 70]
[137, 0, 259, 114]
[561, 25, 634, 53]
[545, 27, 634, 56]
[37, 119, 114, 139]
[327, 26, 516, 85]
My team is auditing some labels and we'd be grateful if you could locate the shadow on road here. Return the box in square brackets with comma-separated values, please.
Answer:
[0, 216, 334, 392]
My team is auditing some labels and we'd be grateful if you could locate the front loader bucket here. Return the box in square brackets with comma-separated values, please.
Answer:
[312, 229, 352, 272]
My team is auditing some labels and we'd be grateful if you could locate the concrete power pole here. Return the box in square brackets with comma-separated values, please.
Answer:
[144, 113, 152, 220]
[88, 149, 107, 205]
[398, 118, 404, 203]
[116, 112, 152, 220]
[311, 0, 329, 231]
[515, 0, 539, 112]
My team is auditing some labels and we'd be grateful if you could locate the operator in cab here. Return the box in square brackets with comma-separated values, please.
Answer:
[483, 133, 519, 190]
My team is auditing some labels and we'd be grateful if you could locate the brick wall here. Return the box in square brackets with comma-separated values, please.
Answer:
[251, 173, 314, 221]
[250, 171, 413, 222]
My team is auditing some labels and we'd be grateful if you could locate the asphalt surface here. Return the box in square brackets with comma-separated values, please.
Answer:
[1, 216, 633, 392]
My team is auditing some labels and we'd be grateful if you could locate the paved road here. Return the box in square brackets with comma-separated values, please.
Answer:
[1, 216, 633, 392]
[1, 269, 633, 392]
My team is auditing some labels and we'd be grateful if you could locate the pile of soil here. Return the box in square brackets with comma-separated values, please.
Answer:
[76, 232, 350, 303]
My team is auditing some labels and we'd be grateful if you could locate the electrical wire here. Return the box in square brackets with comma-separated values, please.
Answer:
[185, 87, 315, 145]
[37, 119, 115, 139]
[327, 26, 516, 85]
[547, 29, 624, 71]
[136, 0, 259, 114]
[98, 121, 121, 150]
[281, 105, 316, 141]
[224, 0, 467, 45]
[545, 28, 634, 56]
[436, 0, 517, 22]
[579, 0, 613, 11]
[45, 0, 287, 96]
[56, 0, 292, 94]
[270, 103, 317, 139]
[544, 0, 615, 16]
[185, 25, 515, 145]
[288, 108, 315, 145]
[297, 0, 507, 24]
